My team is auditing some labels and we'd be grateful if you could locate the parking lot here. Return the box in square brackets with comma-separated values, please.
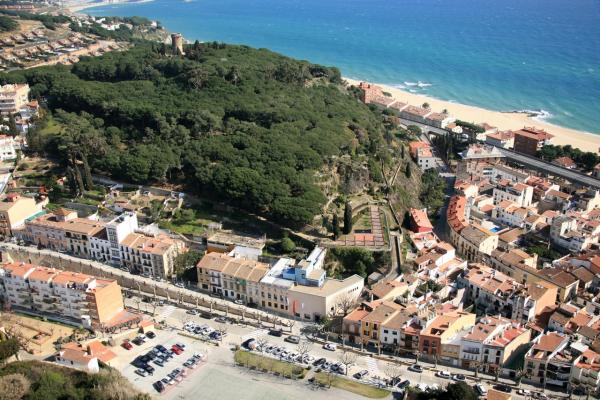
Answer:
[118, 298, 546, 400]
[113, 328, 211, 398]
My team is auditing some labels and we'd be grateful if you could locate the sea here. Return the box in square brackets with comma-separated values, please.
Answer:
[87, 0, 600, 134]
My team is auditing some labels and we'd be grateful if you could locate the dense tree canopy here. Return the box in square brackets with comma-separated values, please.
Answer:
[0, 15, 17, 32]
[538, 144, 600, 171]
[3, 43, 386, 226]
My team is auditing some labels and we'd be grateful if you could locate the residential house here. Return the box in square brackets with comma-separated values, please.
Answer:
[513, 127, 554, 156]
[485, 130, 515, 149]
[0, 193, 42, 237]
[418, 311, 476, 360]
[524, 332, 572, 389]
[0, 83, 29, 115]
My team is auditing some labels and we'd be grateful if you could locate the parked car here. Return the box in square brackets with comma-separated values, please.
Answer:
[171, 346, 183, 355]
[323, 343, 337, 351]
[122, 341, 133, 350]
[215, 316, 228, 323]
[186, 309, 198, 315]
[142, 364, 155, 374]
[313, 358, 326, 367]
[436, 370, 451, 379]
[156, 345, 168, 353]
[285, 335, 301, 344]
[474, 384, 487, 396]
[517, 389, 531, 396]
[234, 299, 244, 305]
[161, 377, 173, 386]
[408, 364, 423, 373]
[153, 380, 165, 393]
[452, 374, 466, 382]
[354, 370, 369, 379]
[269, 329, 283, 337]
[135, 369, 149, 377]
[397, 380, 411, 390]
[146, 331, 156, 339]
[132, 338, 143, 346]
[494, 384, 512, 393]
[153, 358, 164, 367]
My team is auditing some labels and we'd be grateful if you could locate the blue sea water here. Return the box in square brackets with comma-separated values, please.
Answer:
[87, 0, 600, 134]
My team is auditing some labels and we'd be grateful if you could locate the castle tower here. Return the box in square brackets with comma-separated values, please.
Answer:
[171, 33, 185, 55]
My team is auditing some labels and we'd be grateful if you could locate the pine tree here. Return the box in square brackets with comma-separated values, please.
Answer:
[7, 114, 18, 137]
[343, 202, 353, 234]
[332, 213, 340, 240]
[81, 156, 94, 191]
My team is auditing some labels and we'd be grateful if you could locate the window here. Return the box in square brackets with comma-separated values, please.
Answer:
[383, 329, 388, 334]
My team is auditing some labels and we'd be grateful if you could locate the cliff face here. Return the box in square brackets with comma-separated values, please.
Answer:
[338, 159, 370, 195]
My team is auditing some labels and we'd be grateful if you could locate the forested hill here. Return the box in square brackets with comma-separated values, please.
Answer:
[3, 42, 388, 226]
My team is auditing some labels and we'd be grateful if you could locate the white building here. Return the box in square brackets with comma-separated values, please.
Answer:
[0, 84, 29, 115]
[492, 180, 534, 207]
[0, 135, 17, 161]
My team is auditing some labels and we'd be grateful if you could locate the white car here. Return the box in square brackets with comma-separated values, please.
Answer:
[517, 389, 531, 396]
[323, 343, 337, 351]
[135, 369, 149, 377]
[436, 370, 451, 379]
[474, 384, 487, 396]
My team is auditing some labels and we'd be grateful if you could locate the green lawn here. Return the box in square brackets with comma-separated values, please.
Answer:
[234, 350, 306, 379]
[314, 372, 390, 399]
[159, 219, 206, 236]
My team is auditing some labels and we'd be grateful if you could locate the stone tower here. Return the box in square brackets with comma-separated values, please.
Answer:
[171, 33, 185, 55]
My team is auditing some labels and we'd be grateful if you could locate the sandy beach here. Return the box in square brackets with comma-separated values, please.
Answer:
[345, 78, 600, 153]
[63, 0, 153, 14]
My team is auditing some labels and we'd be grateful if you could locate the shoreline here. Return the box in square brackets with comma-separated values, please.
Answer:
[59, 3, 599, 153]
[344, 78, 600, 152]
[62, 0, 153, 14]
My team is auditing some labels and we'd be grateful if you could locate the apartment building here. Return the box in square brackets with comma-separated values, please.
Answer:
[414, 242, 467, 284]
[0, 193, 42, 237]
[0, 262, 126, 330]
[0, 83, 29, 114]
[418, 311, 476, 359]
[454, 224, 498, 263]
[458, 316, 531, 371]
[525, 332, 572, 389]
[513, 127, 554, 156]
[119, 232, 185, 278]
[0, 135, 17, 160]
[571, 349, 600, 389]
[196, 252, 270, 304]
[492, 180, 534, 207]
[550, 215, 600, 253]
[343, 300, 406, 346]
[485, 130, 515, 149]
[21, 208, 105, 257]
[492, 200, 536, 228]
[89, 211, 138, 265]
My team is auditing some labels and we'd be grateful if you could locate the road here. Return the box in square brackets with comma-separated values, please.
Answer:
[136, 296, 561, 400]
[497, 148, 600, 189]
[0, 244, 571, 399]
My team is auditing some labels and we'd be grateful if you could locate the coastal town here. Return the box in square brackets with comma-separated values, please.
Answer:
[0, 4, 597, 400]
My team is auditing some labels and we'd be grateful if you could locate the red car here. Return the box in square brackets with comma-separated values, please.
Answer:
[122, 341, 133, 350]
[171, 346, 183, 355]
